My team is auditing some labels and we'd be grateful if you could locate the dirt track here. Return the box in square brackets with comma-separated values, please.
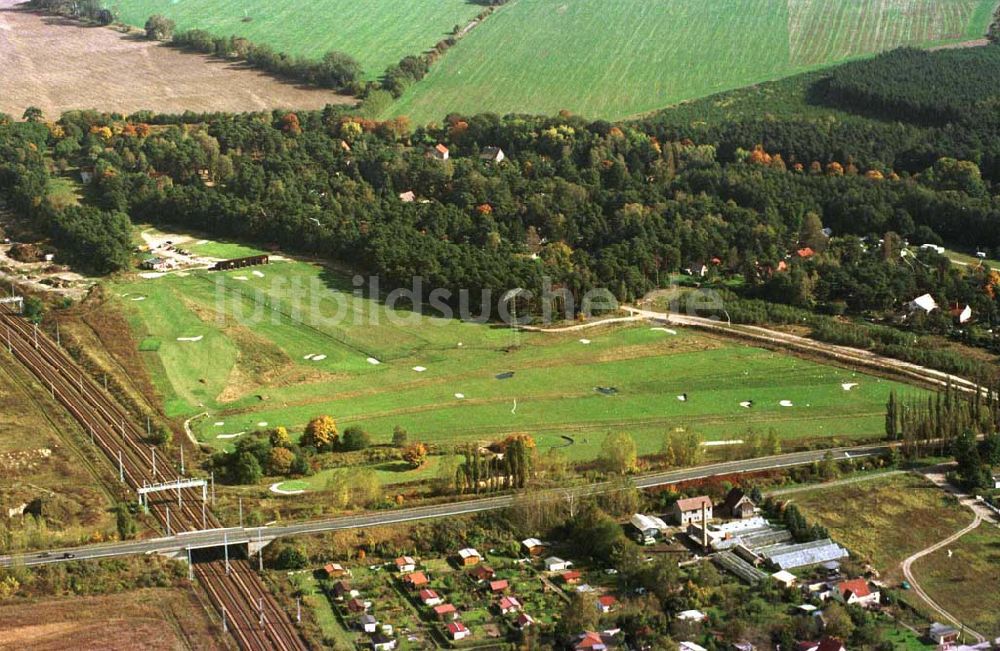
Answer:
[0, 0, 354, 117]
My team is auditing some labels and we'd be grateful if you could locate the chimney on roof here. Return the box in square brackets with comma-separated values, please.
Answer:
[701, 502, 709, 550]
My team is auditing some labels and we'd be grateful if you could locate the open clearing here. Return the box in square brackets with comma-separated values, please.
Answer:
[110, 0, 484, 79]
[0, 588, 225, 651]
[110, 242, 920, 475]
[0, 0, 352, 118]
[911, 522, 1000, 637]
[791, 473, 971, 577]
[0, 350, 116, 546]
[388, 0, 997, 121]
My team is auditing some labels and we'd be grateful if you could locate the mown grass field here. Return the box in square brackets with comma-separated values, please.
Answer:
[110, 0, 483, 79]
[388, 0, 997, 121]
[912, 523, 1000, 637]
[791, 473, 971, 575]
[112, 252, 918, 474]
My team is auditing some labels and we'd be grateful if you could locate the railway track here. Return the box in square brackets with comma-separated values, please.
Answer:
[1, 306, 306, 651]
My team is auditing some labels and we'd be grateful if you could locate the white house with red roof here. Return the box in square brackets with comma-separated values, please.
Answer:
[670, 495, 713, 525]
[448, 621, 471, 640]
[834, 579, 879, 608]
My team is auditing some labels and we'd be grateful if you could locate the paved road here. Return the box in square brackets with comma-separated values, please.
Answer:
[0, 444, 886, 568]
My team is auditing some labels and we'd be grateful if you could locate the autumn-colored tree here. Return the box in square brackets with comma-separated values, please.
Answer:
[402, 443, 428, 469]
[269, 426, 291, 448]
[302, 415, 337, 450]
[280, 113, 302, 136]
[748, 145, 772, 166]
[865, 169, 884, 181]
[825, 161, 844, 176]
[268, 447, 294, 475]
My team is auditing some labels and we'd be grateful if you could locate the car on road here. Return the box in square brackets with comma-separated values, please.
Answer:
[62, 552, 75, 559]
[38, 552, 50, 558]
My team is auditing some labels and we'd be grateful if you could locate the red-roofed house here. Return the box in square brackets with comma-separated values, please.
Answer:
[596, 595, 617, 613]
[561, 570, 582, 584]
[448, 621, 471, 640]
[574, 631, 617, 650]
[670, 495, 713, 525]
[324, 562, 348, 578]
[346, 597, 367, 613]
[469, 565, 495, 582]
[433, 603, 457, 620]
[797, 637, 845, 651]
[516, 613, 535, 629]
[796, 247, 815, 259]
[419, 589, 443, 606]
[498, 596, 522, 614]
[395, 556, 416, 572]
[431, 144, 450, 161]
[403, 571, 428, 588]
[489, 579, 509, 593]
[834, 579, 879, 608]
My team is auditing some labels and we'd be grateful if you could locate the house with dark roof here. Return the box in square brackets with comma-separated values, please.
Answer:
[670, 495, 713, 525]
[721, 488, 756, 519]
[469, 564, 495, 582]
[516, 613, 535, 629]
[370, 632, 396, 651]
[926, 622, 960, 646]
[359, 613, 379, 633]
[419, 589, 443, 606]
[479, 146, 505, 164]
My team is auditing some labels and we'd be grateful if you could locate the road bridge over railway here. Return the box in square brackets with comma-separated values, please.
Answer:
[0, 443, 889, 569]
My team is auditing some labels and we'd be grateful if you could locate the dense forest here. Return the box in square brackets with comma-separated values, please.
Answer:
[2, 46, 1000, 330]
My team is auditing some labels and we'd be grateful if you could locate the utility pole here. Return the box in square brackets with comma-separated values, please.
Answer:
[187, 547, 193, 580]
[239, 497, 243, 528]
[118, 450, 124, 483]
[211, 471, 216, 506]
[180, 445, 185, 475]
[224, 532, 230, 575]
[296, 598, 301, 623]
[222, 606, 228, 633]
[201, 499, 206, 529]
[166, 506, 171, 536]
[151, 446, 156, 478]
[258, 528, 264, 572]
[258, 598, 264, 626]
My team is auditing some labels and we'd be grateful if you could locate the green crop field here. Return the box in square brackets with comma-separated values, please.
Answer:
[387, 0, 997, 122]
[111, 249, 920, 472]
[109, 0, 483, 79]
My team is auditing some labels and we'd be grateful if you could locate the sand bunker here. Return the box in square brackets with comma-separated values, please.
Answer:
[311, 354, 327, 362]
[269, 482, 305, 495]
[703, 440, 744, 447]
[233, 276, 249, 281]
[213, 421, 225, 427]
[252, 270, 265, 278]
[651, 327, 677, 335]
[779, 400, 794, 407]
[677, 394, 688, 402]
[841, 383, 859, 391]
[579, 338, 591, 345]
[739, 401, 753, 408]
[131, 296, 146, 301]
[412, 366, 427, 373]
[139, 272, 165, 279]
[257, 421, 268, 427]
[366, 357, 381, 365]
[455, 393, 465, 399]
[217, 432, 245, 440]
[177, 335, 204, 342]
